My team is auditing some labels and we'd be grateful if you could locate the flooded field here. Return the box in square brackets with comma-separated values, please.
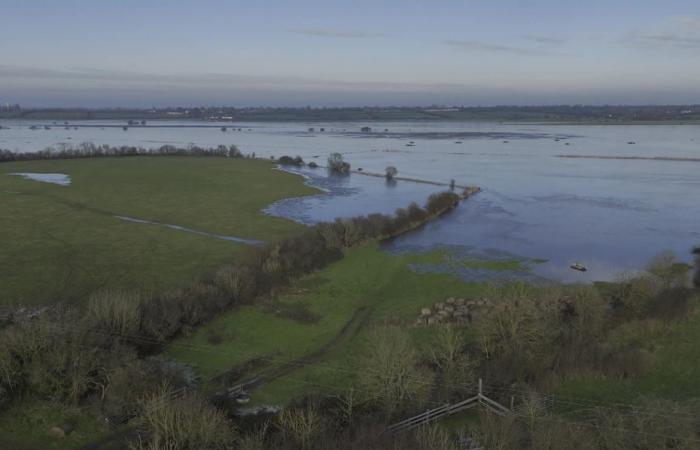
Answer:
[2, 119, 699, 282]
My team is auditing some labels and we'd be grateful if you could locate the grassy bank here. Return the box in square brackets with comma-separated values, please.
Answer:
[166, 244, 495, 404]
[0, 157, 317, 307]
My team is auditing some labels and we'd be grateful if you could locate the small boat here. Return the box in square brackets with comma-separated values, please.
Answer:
[235, 393, 251, 404]
[627, 141, 636, 144]
[454, 141, 462, 144]
[570, 262, 587, 272]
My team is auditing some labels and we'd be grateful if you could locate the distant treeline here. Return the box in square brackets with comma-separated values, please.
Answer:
[0, 142, 243, 163]
[2, 104, 700, 122]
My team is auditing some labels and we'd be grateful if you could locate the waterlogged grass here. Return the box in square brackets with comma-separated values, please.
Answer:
[167, 244, 488, 405]
[401, 248, 534, 272]
[0, 157, 317, 306]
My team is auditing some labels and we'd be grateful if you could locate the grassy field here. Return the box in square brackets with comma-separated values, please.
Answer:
[0, 157, 317, 307]
[166, 244, 496, 405]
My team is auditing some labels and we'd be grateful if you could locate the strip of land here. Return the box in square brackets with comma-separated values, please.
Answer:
[556, 154, 700, 162]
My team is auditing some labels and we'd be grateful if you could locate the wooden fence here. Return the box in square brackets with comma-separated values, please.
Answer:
[388, 379, 510, 433]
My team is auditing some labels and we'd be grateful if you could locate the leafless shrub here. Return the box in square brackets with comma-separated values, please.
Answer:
[277, 405, 323, 450]
[131, 383, 236, 450]
[414, 424, 457, 450]
[86, 290, 142, 337]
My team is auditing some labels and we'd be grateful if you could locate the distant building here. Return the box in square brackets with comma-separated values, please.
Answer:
[1, 103, 21, 112]
[361, 126, 372, 133]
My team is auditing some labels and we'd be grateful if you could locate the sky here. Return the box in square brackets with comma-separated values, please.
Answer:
[1, 0, 700, 107]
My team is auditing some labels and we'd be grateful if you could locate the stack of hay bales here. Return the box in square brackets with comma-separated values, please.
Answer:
[415, 297, 491, 326]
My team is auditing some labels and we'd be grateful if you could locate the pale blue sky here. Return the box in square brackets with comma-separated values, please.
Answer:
[1, 0, 699, 106]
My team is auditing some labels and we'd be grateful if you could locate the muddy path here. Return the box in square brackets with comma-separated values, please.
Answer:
[216, 305, 373, 396]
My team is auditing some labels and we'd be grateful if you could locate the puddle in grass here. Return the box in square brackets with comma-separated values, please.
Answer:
[8, 172, 71, 186]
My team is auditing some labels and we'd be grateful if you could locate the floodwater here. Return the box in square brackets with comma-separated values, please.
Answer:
[114, 215, 265, 246]
[8, 172, 71, 186]
[2, 119, 699, 282]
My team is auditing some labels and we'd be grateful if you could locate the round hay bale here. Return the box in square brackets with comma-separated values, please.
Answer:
[48, 426, 66, 439]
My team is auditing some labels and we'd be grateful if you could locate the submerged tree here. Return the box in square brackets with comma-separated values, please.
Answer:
[327, 152, 350, 174]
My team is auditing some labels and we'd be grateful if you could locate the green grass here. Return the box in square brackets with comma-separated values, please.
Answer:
[166, 244, 489, 405]
[0, 157, 317, 306]
[0, 399, 109, 450]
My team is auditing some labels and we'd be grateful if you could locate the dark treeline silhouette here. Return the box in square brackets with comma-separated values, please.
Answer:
[0, 142, 243, 163]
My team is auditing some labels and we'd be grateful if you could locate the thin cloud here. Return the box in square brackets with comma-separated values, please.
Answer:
[679, 16, 700, 31]
[444, 40, 553, 55]
[523, 35, 567, 45]
[288, 28, 386, 38]
[626, 16, 700, 50]
[638, 32, 700, 47]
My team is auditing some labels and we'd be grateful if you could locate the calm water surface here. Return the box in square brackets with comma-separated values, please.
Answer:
[2, 120, 699, 282]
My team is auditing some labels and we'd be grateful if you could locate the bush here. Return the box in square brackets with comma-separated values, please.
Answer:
[607, 272, 662, 321]
[425, 192, 460, 216]
[132, 384, 236, 450]
[86, 290, 142, 338]
[278, 155, 305, 166]
[277, 405, 323, 450]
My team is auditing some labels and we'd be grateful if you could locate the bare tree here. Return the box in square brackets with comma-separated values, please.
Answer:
[277, 405, 322, 450]
[328, 152, 350, 174]
[358, 325, 432, 417]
